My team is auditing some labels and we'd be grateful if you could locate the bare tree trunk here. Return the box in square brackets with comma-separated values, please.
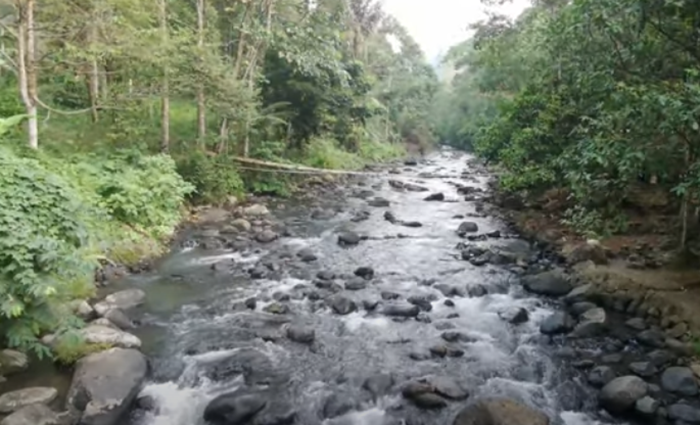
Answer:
[217, 117, 228, 154]
[196, 0, 206, 145]
[159, 0, 170, 152]
[17, 0, 38, 148]
[232, 3, 253, 80]
[88, 59, 100, 122]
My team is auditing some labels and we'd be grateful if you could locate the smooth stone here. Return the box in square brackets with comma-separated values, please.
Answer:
[0, 404, 61, 425]
[599, 375, 648, 414]
[0, 387, 58, 413]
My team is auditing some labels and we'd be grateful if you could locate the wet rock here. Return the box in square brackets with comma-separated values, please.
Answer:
[588, 366, 616, 387]
[668, 403, 700, 423]
[0, 404, 61, 425]
[310, 208, 335, 220]
[401, 382, 446, 409]
[354, 266, 374, 280]
[453, 398, 550, 425]
[563, 284, 594, 304]
[379, 302, 420, 317]
[401, 221, 423, 228]
[0, 350, 28, 376]
[329, 296, 357, 315]
[404, 159, 418, 166]
[405, 183, 428, 192]
[456, 222, 478, 236]
[322, 393, 356, 419]
[80, 325, 141, 349]
[570, 302, 597, 317]
[351, 210, 371, 222]
[255, 230, 278, 243]
[203, 389, 267, 425]
[499, 307, 529, 324]
[243, 204, 270, 216]
[599, 375, 648, 414]
[434, 284, 463, 297]
[363, 374, 395, 400]
[381, 291, 401, 300]
[429, 345, 464, 358]
[285, 325, 315, 344]
[231, 219, 252, 232]
[0, 387, 58, 413]
[73, 300, 95, 320]
[667, 322, 688, 339]
[345, 278, 367, 291]
[66, 348, 148, 425]
[625, 317, 647, 330]
[665, 337, 693, 356]
[467, 284, 488, 297]
[569, 308, 607, 338]
[367, 197, 390, 207]
[636, 329, 666, 348]
[424, 193, 445, 201]
[316, 271, 335, 281]
[272, 292, 290, 303]
[103, 308, 134, 330]
[635, 396, 659, 416]
[263, 303, 290, 315]
[362, 299, 379, 311]
[95, 289, 146, 315]
[629, 362, 657, 378]
[384, 211, 397, 223]
[426, 376, 469, 400]
[523, 270, 572, 297]
[337, 231, 361, 246]
[296, 248, 317, 262]
[539, 312, 575, 335]
[408, 296, 433, 312]
[441, 331, 476, 343]
[245, 298, 257, 310]
[661, 366, 698, 396]
[600, 353, 624, 364]
[443, 300, 455, 307]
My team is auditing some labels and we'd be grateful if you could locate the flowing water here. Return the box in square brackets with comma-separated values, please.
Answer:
[122, 149, 622, 425]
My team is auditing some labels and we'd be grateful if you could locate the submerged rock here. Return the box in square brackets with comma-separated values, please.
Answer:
[452, 398, 549, 425]
[329, 296, 357, 315]
[456, 222, 478, 236]
[337, 231, 361, 246]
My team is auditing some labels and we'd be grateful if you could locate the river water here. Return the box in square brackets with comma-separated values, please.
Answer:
[122, 149, 620, 425]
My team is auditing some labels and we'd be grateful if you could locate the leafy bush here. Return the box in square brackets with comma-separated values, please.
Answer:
[303, 136, 364, 170]
[0, 144, 95, 356]
[176, 151, 244, 204]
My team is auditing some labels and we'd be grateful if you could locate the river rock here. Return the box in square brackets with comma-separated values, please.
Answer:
[367, 197, 390, 207]
[424, 193, 445, 201]
[263, 303, 289, 315]
[562, 241, 608, 265]
[74, 300, 95, 320]
[103, 308, 134, 330]
[363, 374, 395, 400]
[231, 219, 252, 232]
[563, 284, 594, 304]
[429, 345, 464, 358]
[0, 387, 58, 413]
[379, 302, 420, 317]
[635, 396, 659, 416]
[354, 266, 374, 280]
[255, 230, 278, 243]
[407, 295, 433, 312]
[203, 389, 267, 425]
[345, 278, 367, 291]
[66, 348, 148, 425]
[0, 404, 61, 425]
[636, 329, 666, 348]
[426, 376, 469, 400]
[329, 296, 357, 315]
[498, 307, 529, 324]
[668, 403, 700, 423]
[523, 270, 572, 297]
[94, 289, 146, 316]
[570, 302, 597, 317]
[337, 231, 361, 246]
[434, 284, 464, 297]
[296, 248, 317, 262]
[539, 312, 575, 335]
[661, 366, 698, 396]
[80, 325, 141, 349]
[456, 222, 478, 236]
[599, 375, 648, 414]
[453, 398, 549, 425]
[629, 362, 657, 378]
[0, 350, 28, 376]
[243, 204, 270, 216]
[569, 307, 607, 338]
[625, 317, 647, 331]
[467, 284, 488, 297]
[401, 382, 446, 409]
[588, 366, 615, 387]
[285, 325, 315, 344]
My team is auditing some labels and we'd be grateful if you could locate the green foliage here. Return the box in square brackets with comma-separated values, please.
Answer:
[303, 136, 365, 170]
[52, 332, 112, 365]
[176, 151, 244, 204]
[433, 0, 700, 243]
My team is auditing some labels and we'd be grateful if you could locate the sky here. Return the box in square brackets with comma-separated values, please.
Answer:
[382, 0, 531, 62]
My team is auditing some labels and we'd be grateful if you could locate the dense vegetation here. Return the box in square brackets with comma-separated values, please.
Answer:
[0, 0, 437, 356]
[433, 0, 700, 245]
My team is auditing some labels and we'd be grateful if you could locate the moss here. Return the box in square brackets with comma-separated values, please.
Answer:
[53, 336, 113, 365]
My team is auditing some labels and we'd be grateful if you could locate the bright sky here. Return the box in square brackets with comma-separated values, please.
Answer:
[382, 0, 531, 61]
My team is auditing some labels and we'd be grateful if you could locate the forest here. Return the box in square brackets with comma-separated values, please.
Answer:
[0, 0, 436, 354]
[432, 0, 700, 250]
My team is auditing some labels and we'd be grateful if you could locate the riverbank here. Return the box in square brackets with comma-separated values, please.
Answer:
[4, 149, 700, 425]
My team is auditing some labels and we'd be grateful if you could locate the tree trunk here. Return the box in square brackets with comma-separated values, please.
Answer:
[196, 0, 206, 145]
[17, 0, 38, 148]
[217, 117, 228, 154]
[88, 59, 100, 122]
[159, 0, 170, 152]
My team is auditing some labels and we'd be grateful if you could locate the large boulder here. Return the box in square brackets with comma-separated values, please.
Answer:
[204, 389, 267, 425]
[0, 350, 28, 376]
[661, 367, 698, 396]
[453, 398, 549, 425]
[561, 240, 608, 265]
[522, 270, 572, 296]
[94, 289, 146, 316]
[599, 375, 648, 414]
[66, 348, 148, 425]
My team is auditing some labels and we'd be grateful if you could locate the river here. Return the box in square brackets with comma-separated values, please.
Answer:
[120, 148, 623, 425]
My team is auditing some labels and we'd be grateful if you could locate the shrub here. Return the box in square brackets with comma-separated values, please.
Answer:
[176, 151, 244, 205]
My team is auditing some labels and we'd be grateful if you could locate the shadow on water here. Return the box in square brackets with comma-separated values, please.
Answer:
[114, 149, 628, 425]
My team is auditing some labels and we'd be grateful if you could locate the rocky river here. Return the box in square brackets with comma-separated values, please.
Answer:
[2, 148, 700, 425]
